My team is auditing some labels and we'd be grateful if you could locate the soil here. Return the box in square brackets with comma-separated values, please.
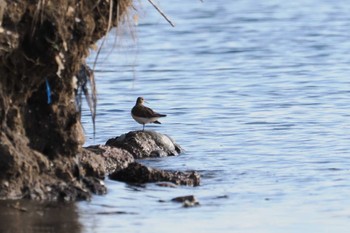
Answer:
[0, 0, 133, 201]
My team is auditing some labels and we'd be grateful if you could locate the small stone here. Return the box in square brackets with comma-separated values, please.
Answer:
[172, 195, 196, 203]
[171, 195, 200, 208]
[82, 177, 107, 195]
[183, 200, 200, 208]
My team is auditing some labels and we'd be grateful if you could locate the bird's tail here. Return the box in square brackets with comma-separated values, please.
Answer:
[154, 120, 161, 124]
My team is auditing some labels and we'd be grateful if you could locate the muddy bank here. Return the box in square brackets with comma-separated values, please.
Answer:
[109, 162, 200, 186]
[0, 0, 133, 201]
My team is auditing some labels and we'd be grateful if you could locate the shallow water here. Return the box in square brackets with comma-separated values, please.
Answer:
[78, 0, 350, 232]
[4, 0, 350, 232]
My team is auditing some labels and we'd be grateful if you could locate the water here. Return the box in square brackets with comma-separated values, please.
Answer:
[3, 0, 350, 232]
[79, 0, 350, 232]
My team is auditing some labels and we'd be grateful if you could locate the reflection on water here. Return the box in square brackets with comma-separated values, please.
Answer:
[0, 201, 80, 233]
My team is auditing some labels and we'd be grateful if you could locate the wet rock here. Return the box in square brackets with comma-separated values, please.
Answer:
[183, 200, 200, 208]
[109, 162, 200, 186]
[171, 195, 200, 208]
[82, 177, 107, 196]
[78, 149, 106, 179]
[105, 131, 183, 159]
[171, 195, 196, 203]
[83, 145, 134, 174]
[29, 180, 92, 202]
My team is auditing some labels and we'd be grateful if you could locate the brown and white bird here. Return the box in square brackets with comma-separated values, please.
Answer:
[131, 97, 167, 131]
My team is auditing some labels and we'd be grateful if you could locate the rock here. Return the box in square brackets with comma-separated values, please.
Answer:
[83, 145, 134, 174]
[75, 145, 134, 196]
[171, 195, 197, 203]
[78, 149, 106, 179]
[183, 200, 200, 208]
[171, 195, 200, 208]
[47, 181, 91, 202]
[105, 131, 183, 159]
[109, 162, 200, 186]
[82, 177, 107, 196]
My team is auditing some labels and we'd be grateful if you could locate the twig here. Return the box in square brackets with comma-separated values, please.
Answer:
[147, 0, 175, 27]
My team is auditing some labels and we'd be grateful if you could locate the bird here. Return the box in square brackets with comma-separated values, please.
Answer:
[131, 97, 167, 131]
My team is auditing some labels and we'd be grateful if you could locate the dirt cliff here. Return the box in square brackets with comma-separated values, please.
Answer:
[0, 0, 133, 200]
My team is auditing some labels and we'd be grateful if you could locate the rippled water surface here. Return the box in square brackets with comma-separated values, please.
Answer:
[78, 0, 350, 232]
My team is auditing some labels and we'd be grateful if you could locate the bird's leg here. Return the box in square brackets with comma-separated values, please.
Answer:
[142, 124, 145, 131]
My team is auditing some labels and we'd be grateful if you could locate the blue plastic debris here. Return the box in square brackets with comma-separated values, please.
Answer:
[46, 79, 51, 104]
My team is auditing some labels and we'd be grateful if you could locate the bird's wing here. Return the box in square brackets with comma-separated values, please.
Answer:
[132, 105, 164, 118]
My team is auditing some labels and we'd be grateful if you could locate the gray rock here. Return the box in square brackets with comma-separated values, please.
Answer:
[105, 131, 183, 159]
[109, 162, 200, 186]
[82, 145, 134, 175]
[171, 195, 200, 208]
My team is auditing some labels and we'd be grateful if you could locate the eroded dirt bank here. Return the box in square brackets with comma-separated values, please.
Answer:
[0, 0, 133, 200]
